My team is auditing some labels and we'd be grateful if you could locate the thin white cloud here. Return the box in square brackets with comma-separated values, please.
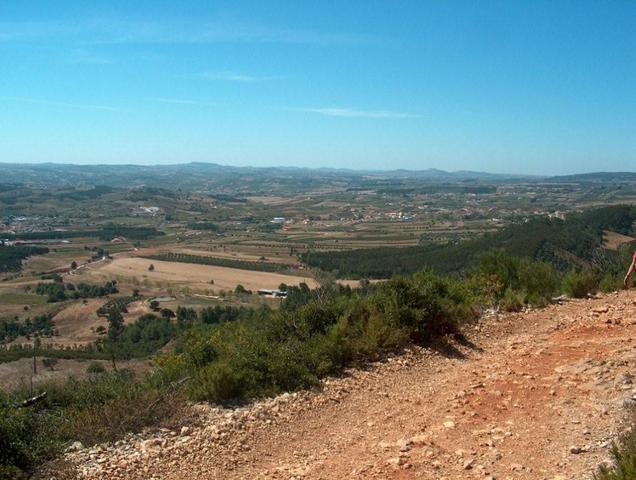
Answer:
[146, 97, 219, 107]
[1, 96, 124, 112]
[288, 107, 421, 119]
[68, 49, 114, 65]
[201, 71, 280, 82]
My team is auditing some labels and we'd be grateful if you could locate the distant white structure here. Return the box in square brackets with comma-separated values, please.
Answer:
[257, 289, 287, 298]
[132, 206, 162, 216]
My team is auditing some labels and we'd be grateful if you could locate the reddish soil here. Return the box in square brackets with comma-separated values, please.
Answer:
[52, 290, 636, 480]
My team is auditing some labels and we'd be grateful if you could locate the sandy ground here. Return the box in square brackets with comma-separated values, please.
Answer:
[48, 299, 108, 346]
[123, 300, 152, 322]
[80, 256, 318, 292]
[53, 290, 636, 480]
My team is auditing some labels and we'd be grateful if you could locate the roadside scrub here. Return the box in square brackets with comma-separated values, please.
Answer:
[0, 370, 184, 480]
[0, 252, 609, 477]
[594, 408, 636, 480]
[156, 269, 475, 404]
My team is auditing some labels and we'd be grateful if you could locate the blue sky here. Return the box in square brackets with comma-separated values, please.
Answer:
[1, 1, 634, 174]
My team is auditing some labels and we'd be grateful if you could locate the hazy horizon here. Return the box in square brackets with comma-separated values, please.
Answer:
[1, 159, 634, 178]
[1, 1, 635, 175]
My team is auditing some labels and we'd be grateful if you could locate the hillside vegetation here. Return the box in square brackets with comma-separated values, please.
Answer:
[0, 245, 49, 272]
[3, 225, 163, 242]
[0, 248, 582, 478]
[302, 205, 636, 278]
[2, 205, 636, 478]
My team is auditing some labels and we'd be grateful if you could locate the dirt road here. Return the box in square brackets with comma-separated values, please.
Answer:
[60, 290, 636, 480]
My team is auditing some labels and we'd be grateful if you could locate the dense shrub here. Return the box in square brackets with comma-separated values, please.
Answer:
[472, 250, 560, 308]
[0, 400, 60, 480]
[1, 251, 614, 477]
[159, 269, 475, 404]
[0, 370, 183, 478]
[86, 362, 106, 375]
[499, 289, 525, 312]
[517, 257, 561, 305]
[562, 270, 598, 298]
[599, 273, 624, 293]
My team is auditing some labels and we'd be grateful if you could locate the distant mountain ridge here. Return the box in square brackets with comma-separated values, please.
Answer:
[0, 162, 632, 189]
[547, 172, 636, 183]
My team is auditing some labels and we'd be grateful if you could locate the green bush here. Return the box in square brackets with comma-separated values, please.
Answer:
[0, 370, 184, 477]
[594, 410, 636, 479]
[86, 362, 106, 375]
[562, 270, 598, 298]
[188, 363, 243, 403]
[499, 289, 525, 312]
[517, 258, 560, 304]
[0, 401, 61, 479]
[599, 273, 623, 293]
[472, 250, 559, 308]
[160, 269, 474, 404]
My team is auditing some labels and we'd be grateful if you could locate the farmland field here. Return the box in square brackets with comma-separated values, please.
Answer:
[77, 255, 318, 293]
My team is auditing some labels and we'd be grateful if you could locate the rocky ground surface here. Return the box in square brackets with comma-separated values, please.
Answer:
[45, 290, 636, 480]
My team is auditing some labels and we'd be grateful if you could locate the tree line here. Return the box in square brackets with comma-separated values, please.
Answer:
[144, 252, 288, 273]
[35, 281, 118, 303]
[301, 205, 636, 278]
[0, 245, 49, 272]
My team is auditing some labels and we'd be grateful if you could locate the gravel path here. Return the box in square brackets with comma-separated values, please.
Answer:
[52, 290, 636, 480]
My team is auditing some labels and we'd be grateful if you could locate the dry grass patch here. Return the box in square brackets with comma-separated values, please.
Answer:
[603, 230, 636, 251]
[82, 256, 318, 293]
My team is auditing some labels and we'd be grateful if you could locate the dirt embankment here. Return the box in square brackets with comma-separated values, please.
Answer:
[51, 290, 636, 480]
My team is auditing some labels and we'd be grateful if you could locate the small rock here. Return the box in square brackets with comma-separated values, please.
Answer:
[409, 434, 427, 445]
[66, 441, 84, 452]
